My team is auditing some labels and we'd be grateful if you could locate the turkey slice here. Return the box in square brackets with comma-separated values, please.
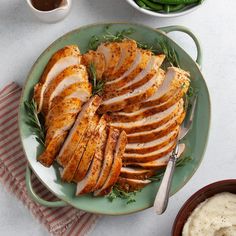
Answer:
[81, 50, 105, 79]
[103, 56, 165, 100]
[127, 106, 185, 143]
[73, 115, 108, 182]
[42, 65, 89, 114]
[116, 177, 151, 192]
[37, 132, 67, 167]
[34, 45, 81, 113]
[108, 39, 138, 80]
[123, 66, 190, 112]
[120, 167, 156, 180]
[125, 127, 179, 154]
[111, 89, 184, 122]
[123, 140, 176, 163]
[97, 42, 121, 78]
[60, 115, 99, 182]
[93, 127, 120, 191]
[125, 144, 185, 169]
[110, 100, 183, 133]
[104, 49, 153, 93]
[99, 73, 163, 113]
[76, 125, 108, 195]
[145, 67, 190, 103]
[57, 95, 102, 166]
[94, 131, 127, 196]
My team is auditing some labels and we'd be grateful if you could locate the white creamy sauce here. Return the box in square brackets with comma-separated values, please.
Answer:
[182, 192, 236, 236]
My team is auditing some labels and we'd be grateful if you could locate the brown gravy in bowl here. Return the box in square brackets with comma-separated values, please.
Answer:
[31, 0, 63, 11]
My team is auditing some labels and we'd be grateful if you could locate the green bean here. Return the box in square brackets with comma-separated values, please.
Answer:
[164, 4, 170, 13]
[139, 0, 163, 11]
[135, 0, 153, 10]
[150, 0, 200, 4]
[168, 3, 186, 11]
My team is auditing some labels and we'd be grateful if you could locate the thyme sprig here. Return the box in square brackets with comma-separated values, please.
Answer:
[88, 63, 105, 96]
[107, 184, 139, 204]
[24, 100, 45, 146]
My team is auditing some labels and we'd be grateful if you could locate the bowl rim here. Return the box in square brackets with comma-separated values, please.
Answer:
[172, 179, 236, 235]
[125, 0, 202, 18]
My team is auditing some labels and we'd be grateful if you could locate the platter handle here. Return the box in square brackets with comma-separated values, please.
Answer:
[25, 165, 68, 207]
[158, 25, 202, 68]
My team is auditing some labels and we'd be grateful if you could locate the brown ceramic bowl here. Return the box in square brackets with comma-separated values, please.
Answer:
[172, 179, 236, 236]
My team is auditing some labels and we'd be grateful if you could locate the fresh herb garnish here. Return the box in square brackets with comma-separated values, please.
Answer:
[88, 63, 105, 96]
[24, 100, 45, 146]
[107, 184, 139, 204]
[184, 85, 198, 111]
[107, 156, 192, 203]
[149, 156, 192, 181]
[88, 28, 135, 51]
[158, 39, 180, 68]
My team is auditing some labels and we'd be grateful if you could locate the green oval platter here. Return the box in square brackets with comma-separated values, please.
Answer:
[18, 23, 211, 215]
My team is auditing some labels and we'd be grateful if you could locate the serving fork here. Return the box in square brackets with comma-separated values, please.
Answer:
[154, 95, 198, 215]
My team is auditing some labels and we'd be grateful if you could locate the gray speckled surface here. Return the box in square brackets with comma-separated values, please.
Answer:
[1, 0, 236, 235]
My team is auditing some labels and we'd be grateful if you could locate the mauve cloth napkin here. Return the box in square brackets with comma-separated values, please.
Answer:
[0, 82, 99, 236]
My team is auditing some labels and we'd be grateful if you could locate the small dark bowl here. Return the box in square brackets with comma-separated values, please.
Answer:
[172, 179, 236, 236]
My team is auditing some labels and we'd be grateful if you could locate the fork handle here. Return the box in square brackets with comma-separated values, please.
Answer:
[154, 154, 177, 214]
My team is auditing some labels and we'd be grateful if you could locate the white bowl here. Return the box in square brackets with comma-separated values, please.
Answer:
[26, 0, 72, 23]
[126, 0, 203, 18]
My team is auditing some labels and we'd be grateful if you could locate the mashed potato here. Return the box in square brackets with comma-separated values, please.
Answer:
[182, 192, 236, 236]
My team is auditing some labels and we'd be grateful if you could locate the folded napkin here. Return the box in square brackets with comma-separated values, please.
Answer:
[0, 83, 99, 236]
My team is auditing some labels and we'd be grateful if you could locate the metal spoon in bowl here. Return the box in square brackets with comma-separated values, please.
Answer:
[154, 95, 198, 215]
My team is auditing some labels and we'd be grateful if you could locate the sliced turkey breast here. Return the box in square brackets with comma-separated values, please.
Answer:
[57, 95, 102, 166]
[117, 177, 151, 192]
[99, 73, 164, 113]
[104, 49, 153, 94]
[42, 65, 89, 114]
[120, 167, 156, 180]
[75, 126, 108, 195]
[37, 132, 67, 167]
[34, 45, 81, 113]
[108, 39, 138, 80]
[125, 127, 179, 154]
[45, 97, 83, 129]
[81, 50, 105, 79]
[111, 87, 185, 123]
[45, 112, 78, 146]
[110, 100, 183, 133]
[93, 127, 120, 191]
[73, 115, 108, 182]
[123, 140, 176, 163]
[144, 67, 190, 105]
[60, 115, 99, 182]
[122, 66, 190, 112]
[97, 42, 121, 78]
[125, 144, 185, 169]
[127, 107, 185, 143]
[103, 59, 165, 100]
[94, 131, 127, 196]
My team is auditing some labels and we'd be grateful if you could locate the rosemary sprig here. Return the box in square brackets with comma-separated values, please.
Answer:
[107, 184, 139, 204]
[24, 100, 45, 146]
[184, 85, 199, 111]
[88, 63, 105, 96]
[158, 39, 180, 68]
[88, 28, 135, 51]
[149, 156, 192, 181]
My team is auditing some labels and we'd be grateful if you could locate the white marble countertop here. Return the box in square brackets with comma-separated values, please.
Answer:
[1, 0, 236, 235]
